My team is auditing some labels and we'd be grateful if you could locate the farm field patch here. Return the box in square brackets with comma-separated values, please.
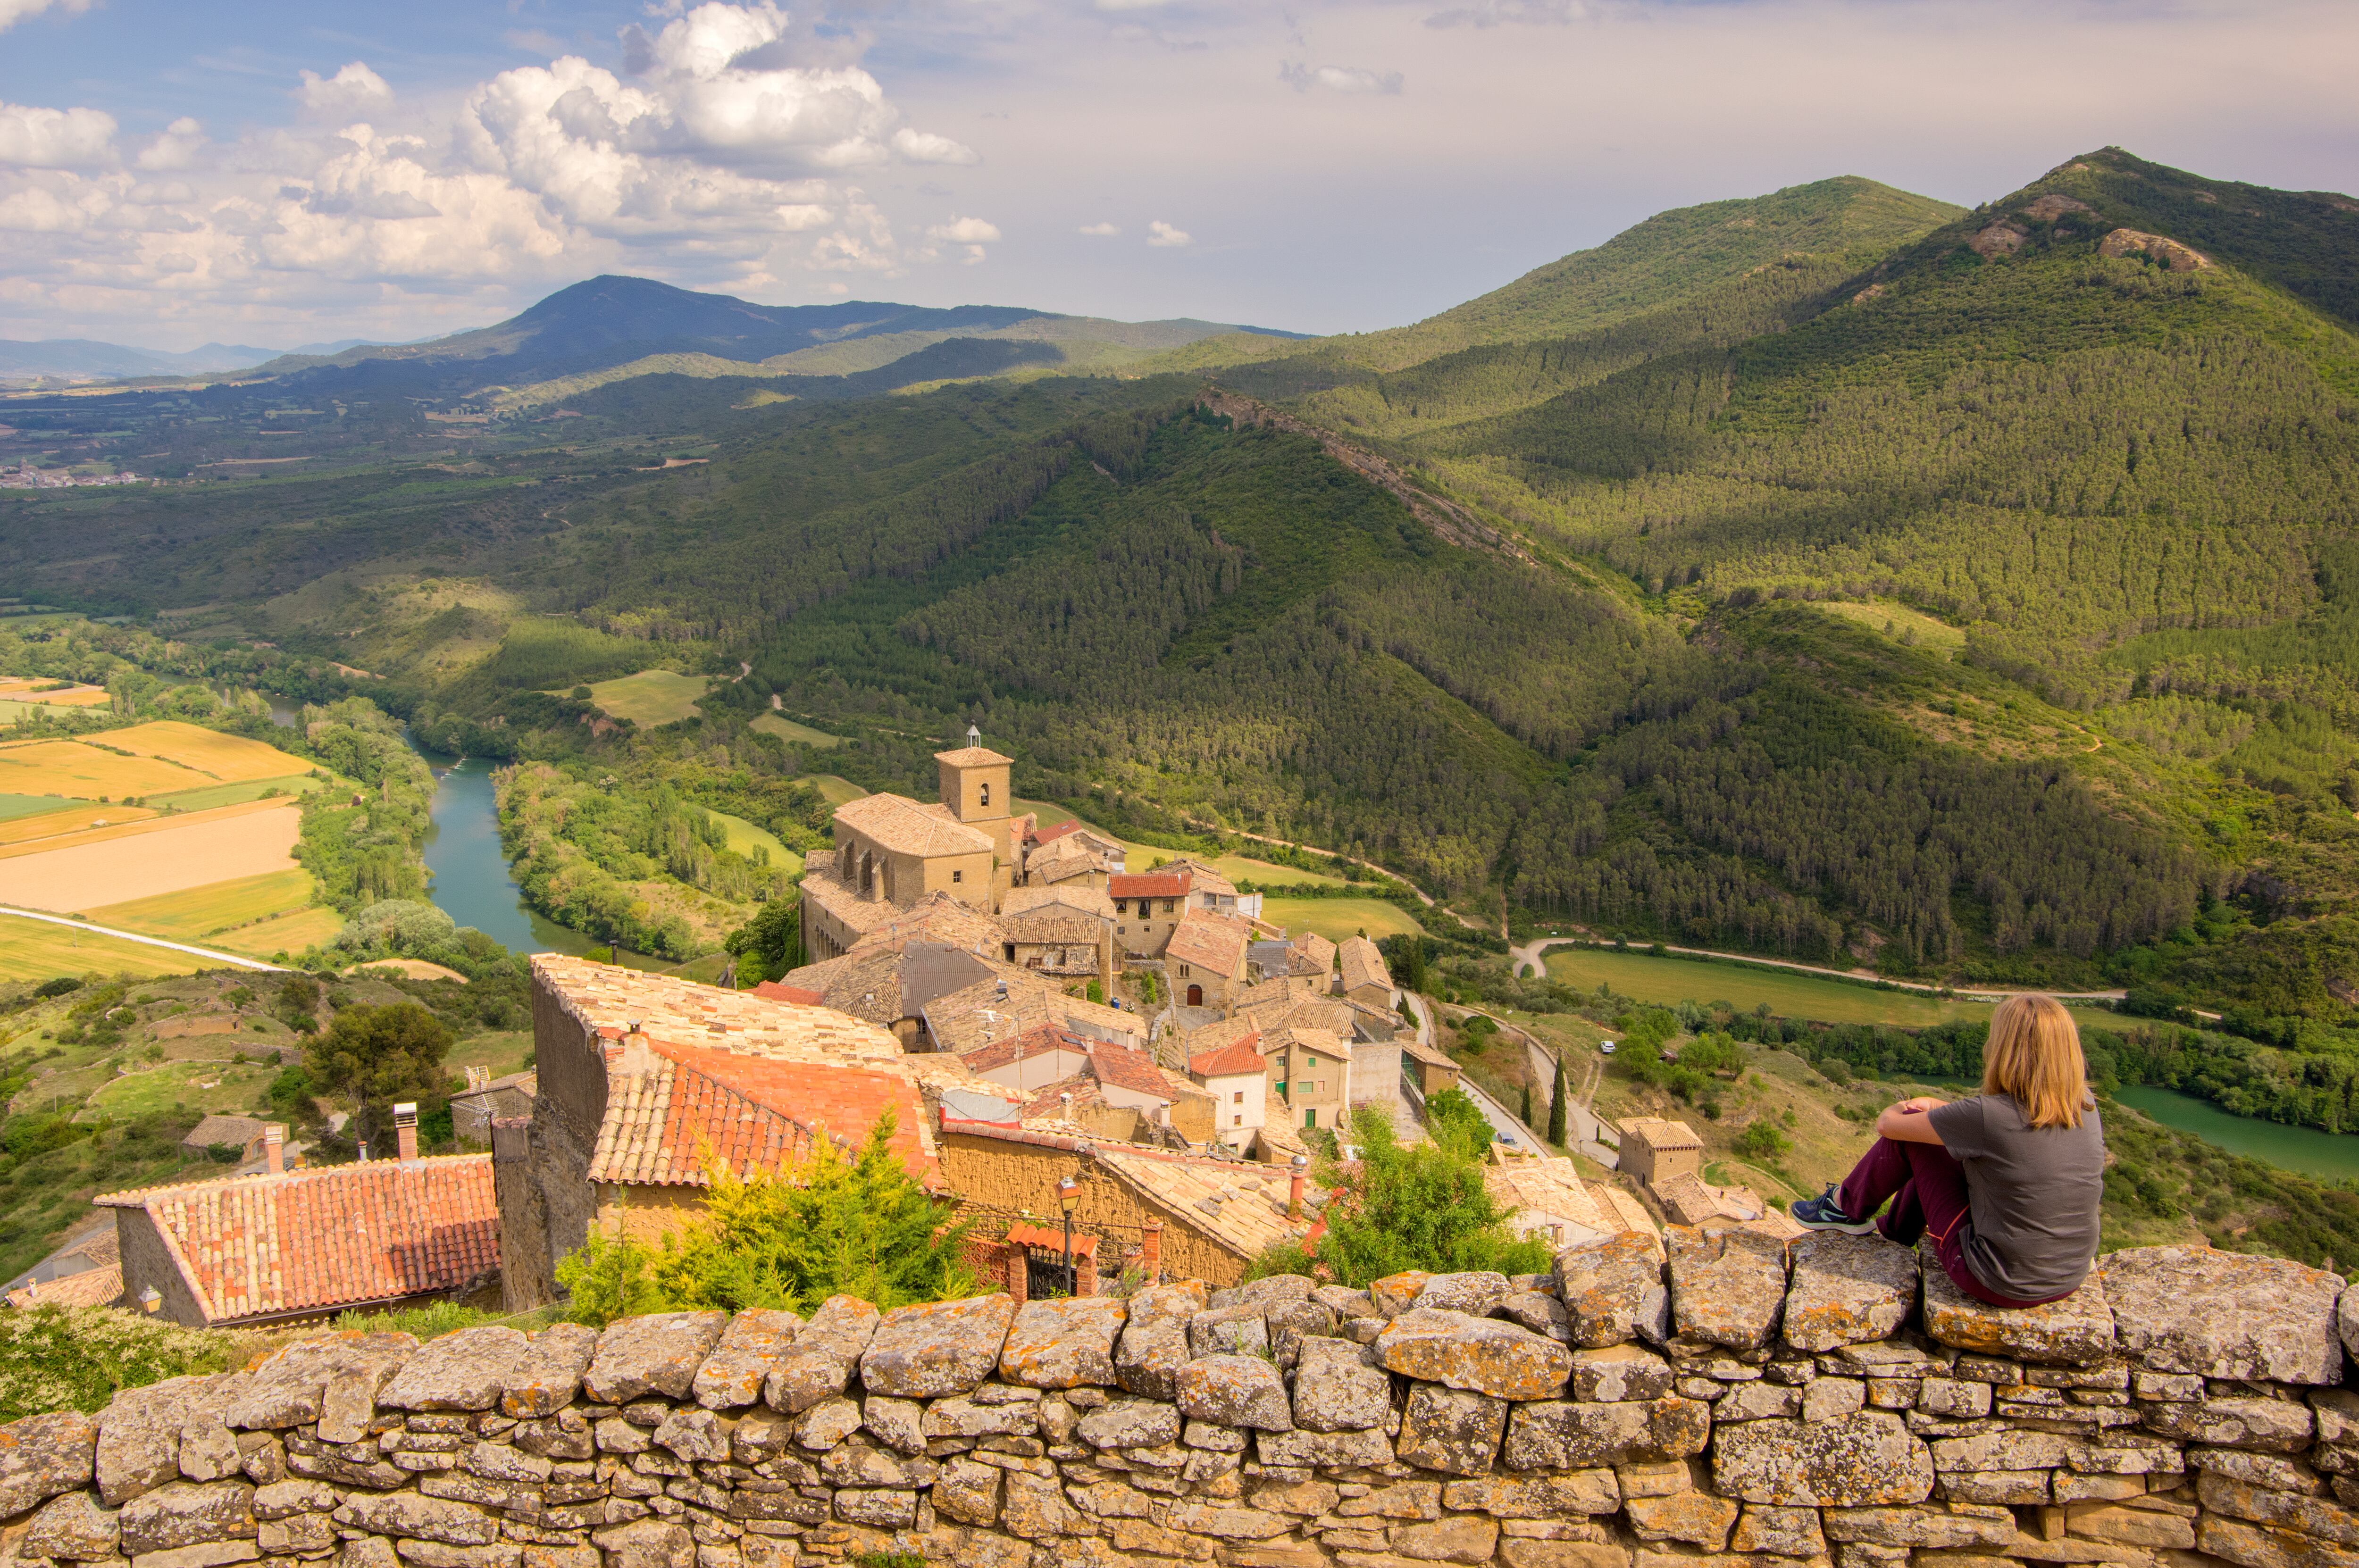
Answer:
[0, 801, 301, 910]
[0, 678, 109, 707]
[0, 802, 155, 845]
[84, 868, 317, 941]
[571, 671, 709, 728]
[752, 713, 845, 748]
[1540, 947, 2120, 1032]
[702, 808, 801, 875]
[0, 912, 189, 981]
[148, 774, 324, 812]
[808, 775, 868, 808]
[211, 906, 345, 957]
[82, 1058, 278, 1123]
[1258, 896, 1424, 944]
[0, 740, 207, 799]
[102, 720, 314, 783]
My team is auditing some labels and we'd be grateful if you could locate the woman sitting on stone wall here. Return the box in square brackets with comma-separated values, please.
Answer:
[1790, 993, 2106, 1307]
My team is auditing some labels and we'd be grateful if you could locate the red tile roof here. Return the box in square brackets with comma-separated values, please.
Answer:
[752, 982, 824, 1005]
[1109, 871, 1190, 900]
[590, 1040, 935, 1188]
[1004, 1221, 1098, 1257]
[96, 1156, 497, 1325]
[1089, 1041, 1177, 1099]
[1032, 820, 1081, 846]
[1167, 909, 1253, 979]
[1188, 1034, 1268, 1079]
[962, 1023, 1091, 1076]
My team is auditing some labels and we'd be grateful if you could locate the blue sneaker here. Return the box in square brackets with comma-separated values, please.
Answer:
[1790, 1186, 1875, 1234]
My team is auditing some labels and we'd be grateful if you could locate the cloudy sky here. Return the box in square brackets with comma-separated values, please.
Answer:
[0, 0, 2351, 350]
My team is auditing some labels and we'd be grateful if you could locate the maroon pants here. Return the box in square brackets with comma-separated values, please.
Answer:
[1836, 1137, 2067, 1309]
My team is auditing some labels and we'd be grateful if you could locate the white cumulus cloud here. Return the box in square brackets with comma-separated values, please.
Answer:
[0, 101, 116, 168]
[1078, 221, 1119, 236]
[298, 63, 394, 115]
[1147, 218, 1190, 247]
[1279, 62, 1405, 95]
[135, 117, 207, 173]
[0, 0, 92, 35]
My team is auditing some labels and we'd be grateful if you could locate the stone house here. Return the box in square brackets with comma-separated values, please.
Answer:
[960, 1026, 1210, 1147]
[450, 1068, 535, 1146]
[1264, 1024, 1353, 1134]
[1400, 1038, 1464, 1099]
[920, 972, 1146, 1056]
[1109, 868, 1190, 957]
[1618, 1115, 1705, 1185]
[498, 957, 998, 1309]
[99, 1124, 499, 1328]
[179, 1114, 270, 1163]
[798, 742, 1024, 960]
[1337, 934, 1397, 1010]
[995, 884, 1117, 984]
[1187, 1034, 1269, 1152]
[1166, 909, 1255, 1009]
[1482, 1147, 1656, 1251]
[932, 1118, 1319, 1286]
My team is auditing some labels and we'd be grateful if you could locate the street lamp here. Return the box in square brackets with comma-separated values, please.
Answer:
[1056, 1174, 1080, 1297]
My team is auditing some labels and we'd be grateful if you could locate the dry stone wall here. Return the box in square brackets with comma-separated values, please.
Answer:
[8, 1236, 2359, 1568]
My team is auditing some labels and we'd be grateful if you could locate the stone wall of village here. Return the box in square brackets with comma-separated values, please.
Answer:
[7, 1232, 2359, 1568]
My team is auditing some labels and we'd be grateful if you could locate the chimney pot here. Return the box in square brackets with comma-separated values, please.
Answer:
[1140, 1218, 1163, 1281]
[1288, 1157, 1307, 1220]
[265, 1123, 285, 1176]
[393, 1102, 419, 1164]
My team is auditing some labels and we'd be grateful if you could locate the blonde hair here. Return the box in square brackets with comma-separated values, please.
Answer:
[1982, 994, 2089, 1128]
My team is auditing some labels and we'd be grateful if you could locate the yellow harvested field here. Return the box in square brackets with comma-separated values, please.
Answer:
[0, 797, 290, 861]
[0, 913, 187, 981]
[0, 678, 110, 707]
[0, 740, 207, 799]
[0, 802, 157, 845]
[101, 721, 313, 783]
[753, 713, 845, 748]
[214, 907, 345, 957]
[1258, 896, 1425, 944]
[83, 868, 317, 941]
[0, 802, 301, 911]
[570, 671, 709, 728]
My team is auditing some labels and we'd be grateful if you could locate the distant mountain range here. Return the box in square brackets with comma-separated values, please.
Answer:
[0, 337, 380, 382]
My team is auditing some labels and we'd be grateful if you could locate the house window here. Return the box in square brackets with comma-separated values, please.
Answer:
[1179, 964, 1190, 977]
[1233, 1114, 1242, 1126]
[1004, 943, 1017, 962]
[1162, 899, 1176, 914]
[1305, 1108, 1317, 1128]
[952, 869, 963, 883]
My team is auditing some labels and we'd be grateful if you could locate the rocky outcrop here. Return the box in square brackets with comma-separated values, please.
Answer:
[2099, 228, 2213, 270]
[3, 1240, 2358, 1568]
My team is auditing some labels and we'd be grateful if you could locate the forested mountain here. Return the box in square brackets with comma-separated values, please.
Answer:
[8, 146, 2359, 1036]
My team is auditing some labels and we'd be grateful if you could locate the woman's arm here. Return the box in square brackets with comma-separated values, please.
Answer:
[1875, 1095, 1948, 1144]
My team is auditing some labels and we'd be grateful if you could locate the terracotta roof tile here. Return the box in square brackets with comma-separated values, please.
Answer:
[934, 746, 1014, 768]
[589, 1041, 933, 1187]
[1109, 871, 1190, 900]
[1621, 1116, 1703, 1151]
[1000, 884, 1116, 922]
[1166, 910, 1254, 979]
[834, 792, 995, 858]
[1089, 1041, 1174, 1098]
[96, 1156, 496, 1325]
[753, 982, 825, 1005]
[1188, 1035, 1268, 1079]
[7, 1264, 121, 1310]
[1338, 935, 1393, 994]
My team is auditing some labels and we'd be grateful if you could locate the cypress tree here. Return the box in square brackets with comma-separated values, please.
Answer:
[1547, 1055, 1569, 1147]
[1521, 1081, 1534, 1126]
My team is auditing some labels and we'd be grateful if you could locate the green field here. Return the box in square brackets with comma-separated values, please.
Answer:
[703, 808, 803, 875]
[0, 912, 191, 981]
[1542, 946, 2116, 1030]
[148, 774, 327, 812]
[82, 1057, 279, 1122]
[574, 670, 710, 728]
[0, 795, 68, 823]
[753, 713, 845, 748]
[84, 868, 317, 942]
[809, 775, 868, 808]
[1259, 896, 1425, 944]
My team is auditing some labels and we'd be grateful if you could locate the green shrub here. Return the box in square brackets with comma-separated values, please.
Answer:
[0, 1306, 245, 1421]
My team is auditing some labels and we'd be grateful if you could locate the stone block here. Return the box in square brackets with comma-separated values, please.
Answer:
[24, 1488, 121, 1560]
[1374, 1309, 1573, 1400]
[919, 1392, 1039, 1441]
[1292, 1337, 1393, 1433]
[1783, 1233, 1918, 1352]
[1555, 1234, 1669, 1349]
[2102, 1247, 2343, 1385]
[1920, 1247, 2115, 1366]
[501, 1325, 601, 1419]
[1498, 1546, 1631, 1568]
[1918, 1378, 1993, 1419]
[2190, 1448, 2326, 1495]
[1501, 1397, 1710, 1470]
[379, 1328, 532, 1413]
[1733, 1503, 1826, 1557]
[118, 1481, 256, 1557]
[1569, 1346, 1674, 1404]
[1394, 1385, 1506, 1476]
[1717, 1384, 1801, 1422]
[1804, 1377, 1868, 1423]
[330, 1492, 498, 1546]
[1114, 1282, 1205, 1401]
[1497, 1292, 1573, 1344]
[1254, 1426, 1396, 1468]
[860, 1394, 925, 1456]
[859, 1294, 1017, 1399]
[762, 1296, 878, 1414]
[1369, 1272, 1436, 1317]
[2200, 1472, 2359, 1548]
[1188, 1303, 1272, 1359]
[2143, 1397, 2315, 1453]
[2200, 1513, 2359, 1568]
[2067, 1503, 2196, 1549]
[591, 1518, 696, 1568]
[1821, 1504, 2016, 1548]
[1414, 1273, 1512, 1317]
[1712, 1413, 1934, 1506]
[584, 1314, 729, 1405]
[1440, 1472, 1619, 1517]
[98, 1378, 211, 1505]
[1174, 1356, 1292, 1432]
[1000, 1297, 1126, 1389]
[687, 1310, 804, 1412]
[1625, 1491, 1740, 1549]
[1388, 1515, 1499, 1563]
[227, 1336, 416, 1436]
[1940, 1470, 2053, 1504]
[1667, 1228, 1788, 1353]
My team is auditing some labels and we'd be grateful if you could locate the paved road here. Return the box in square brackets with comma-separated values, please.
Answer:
[1508, 935, 2127, 1003]
[1427, 994, 1619, 1168]
[0, 906, 287, 972]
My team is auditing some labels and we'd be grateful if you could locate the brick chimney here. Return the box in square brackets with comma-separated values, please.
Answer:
[264, 1123, 285, 1176]
[1140, 1218, 1162, 1282]
[393, 1102, 418, 1163]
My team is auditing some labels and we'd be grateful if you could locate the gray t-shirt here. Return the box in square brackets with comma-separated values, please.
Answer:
[1927, 1093, 2105, 1301]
